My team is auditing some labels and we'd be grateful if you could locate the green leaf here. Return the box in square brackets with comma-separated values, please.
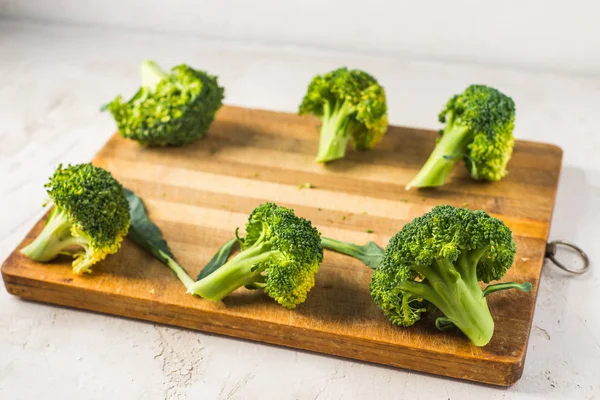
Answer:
[124, 188, 174, 263]
[435, 317, 456, 331]
[124, 188, 194, 289]
[320, 236, 385, 269]
[196, 238, 238, 281]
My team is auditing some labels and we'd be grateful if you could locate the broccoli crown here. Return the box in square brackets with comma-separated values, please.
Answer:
[106, 60, 224, 146]
[189, 202, 323, 308]
[21, 163, 130, 273]
[379, 204, 516, 284]
[370, 205, 516, 345]
[242, 203, 323, 308]
[48, 163, 130, 248]
[299, 67, 388, 159]
[440, 84, 516, 181]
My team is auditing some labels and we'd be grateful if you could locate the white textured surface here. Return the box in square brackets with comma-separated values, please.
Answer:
[1, 20, 600, 400]
[1, 0, 599, 75]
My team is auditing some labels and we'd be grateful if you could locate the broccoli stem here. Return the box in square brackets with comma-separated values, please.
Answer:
[406, 123, 471, 189]
[140, 60, 169, 89]
[20, 207, 81, 262]
[315, 101, 355, 163]
[320, 237, 385, 269]
[483, 281, 532, 297]
[245, 274, 267, 290]
[438, 281, 494, 347]
[320, 237, 360, 257]
[434, 281, 532, 333]
[435, 317, 456, 331]
[156, 250, 195, 291]
[188, 243, 276, 301]
[401, 252, 496, 346]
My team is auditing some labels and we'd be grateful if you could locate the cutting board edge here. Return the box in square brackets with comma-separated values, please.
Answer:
[1, 255, 524, 387]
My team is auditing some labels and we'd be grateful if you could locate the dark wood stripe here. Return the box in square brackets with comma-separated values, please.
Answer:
[98, 136, 557, 221]
[102, 127, 562, 186]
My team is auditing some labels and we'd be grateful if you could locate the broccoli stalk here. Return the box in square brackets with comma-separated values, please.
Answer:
[21, 207, 78, 262]
[407, 85, 515, 189]
[315, 100, 357, 162]
[370, 205, 531, 346]
[196, 236, 384, 276]
[21, 164, 130, 274]
[140, 60, 168, 89]
[320, 236, 384, 270]
[160, 250, 195, 290]
[396, 251, 532, 345]
[299, 67, 388, 163]
[406, 121, 471, 189]
[483, 281, 532, 296]
[188, 234, 274, 301]
[401, 250, 496, 345]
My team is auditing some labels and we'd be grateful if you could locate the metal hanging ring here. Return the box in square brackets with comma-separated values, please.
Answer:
[545, 240, 589, 275]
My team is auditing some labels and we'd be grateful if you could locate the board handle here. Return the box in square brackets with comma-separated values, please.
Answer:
[545, 240, 590, 275]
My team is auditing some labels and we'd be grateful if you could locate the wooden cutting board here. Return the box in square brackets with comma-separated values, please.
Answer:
[2, 106, 562, 386]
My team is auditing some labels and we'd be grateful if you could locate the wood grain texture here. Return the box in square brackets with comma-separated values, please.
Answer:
[2, 105, 563, 386]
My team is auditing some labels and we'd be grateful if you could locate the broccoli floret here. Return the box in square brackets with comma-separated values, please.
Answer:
[188, 203, 323, 308]
[299, 67, 388, 163]
[407, 85, 515, 189]
[370, 205, 531, 346]
[21, 163, 130, 274]
[105, 60, 224, 146]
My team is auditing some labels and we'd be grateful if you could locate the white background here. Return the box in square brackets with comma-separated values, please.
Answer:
[1, 0, 599, 75]
[0, 2, 599, 399]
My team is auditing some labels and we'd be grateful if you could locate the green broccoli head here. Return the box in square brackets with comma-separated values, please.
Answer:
[189, 203, 323, 308]
[370, 205, 530, 346]
[299, 67, 388, 163]
[105, 60, 224, 146]
[21, 163, 130, 274]
[407, 85, 515, 189]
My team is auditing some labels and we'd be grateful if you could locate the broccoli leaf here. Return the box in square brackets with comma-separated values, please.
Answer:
[435, 317, 456, 331]
[124, 188, 194, 289]
[124, 188, 174, 263]
[196, 238, 238, 281]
